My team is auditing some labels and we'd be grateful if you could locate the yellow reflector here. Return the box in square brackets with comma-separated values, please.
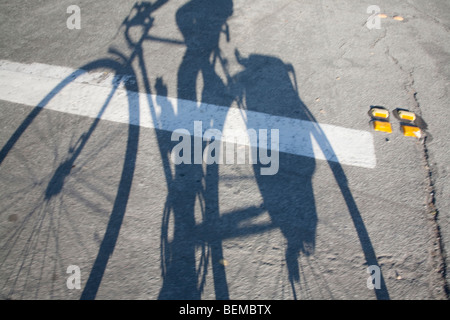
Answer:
[373, 120, 392, 133]
[398, 110, 416, 122]
[371, 108, 390, 119]
[219, 259, 229, 266]
[402, 125, 421, 138]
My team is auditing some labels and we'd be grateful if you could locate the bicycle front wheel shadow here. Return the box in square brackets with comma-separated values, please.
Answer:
[0, 59, 140, 300]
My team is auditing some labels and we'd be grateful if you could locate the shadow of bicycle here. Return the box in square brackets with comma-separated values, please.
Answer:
[0, 0, 389, 300]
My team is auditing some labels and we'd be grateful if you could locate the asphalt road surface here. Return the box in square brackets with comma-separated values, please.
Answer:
[0, 0, 449, 300]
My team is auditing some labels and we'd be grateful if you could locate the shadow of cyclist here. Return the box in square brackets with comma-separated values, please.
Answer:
[158, 0, 234, 300]
[157, 0, 389, 300]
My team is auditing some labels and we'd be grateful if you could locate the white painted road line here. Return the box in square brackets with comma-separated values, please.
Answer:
[0, 60, 376, 168]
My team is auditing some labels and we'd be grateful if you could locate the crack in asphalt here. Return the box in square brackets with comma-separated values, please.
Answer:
[406, 0, 450, 33]
[422, 134, 450, 299]
[383, 42, 449, 299]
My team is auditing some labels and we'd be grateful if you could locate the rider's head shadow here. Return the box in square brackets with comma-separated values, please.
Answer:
[176, 0, 234, 107]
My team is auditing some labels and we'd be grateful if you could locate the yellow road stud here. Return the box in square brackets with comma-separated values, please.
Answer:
[219, 259, 229, 266]
[370, 107, 390, 119]
[402, 124, 421, 138]
[398, 110, 416, 122]
[373, 120, 392, 133]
